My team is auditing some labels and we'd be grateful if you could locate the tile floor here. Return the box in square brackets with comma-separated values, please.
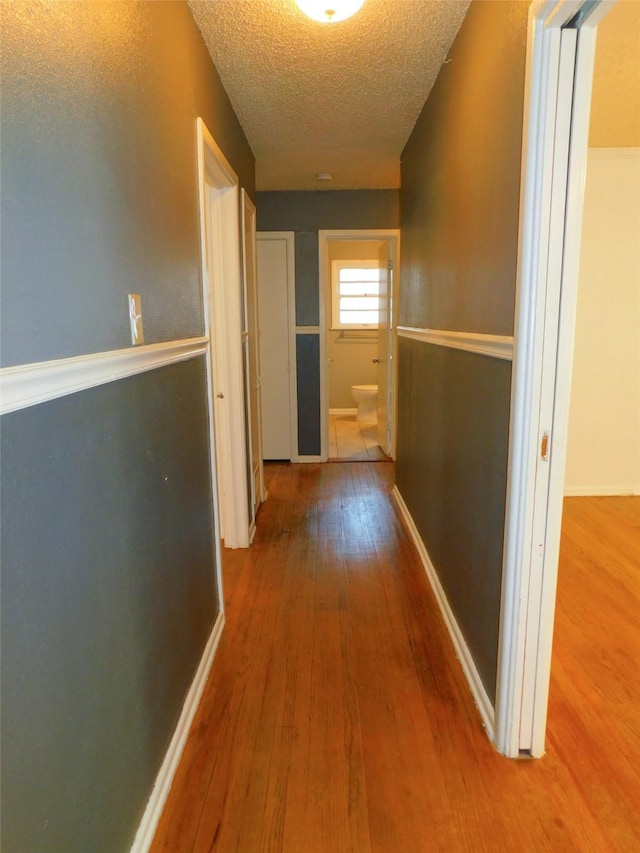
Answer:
[328, 412, 388, 461]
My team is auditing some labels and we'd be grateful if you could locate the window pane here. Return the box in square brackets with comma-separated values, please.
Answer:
[339, 281, 380, 296]
[339, 310, 379, 325]
[340, 268, 380, 283]
[339, 296, 379, 312]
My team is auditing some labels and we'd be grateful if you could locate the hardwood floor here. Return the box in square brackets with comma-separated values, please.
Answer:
[546, 495, 639, 853]
[151, 466, 639, 852]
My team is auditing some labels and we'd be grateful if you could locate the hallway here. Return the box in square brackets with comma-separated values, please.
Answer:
[151, 464, 638, 852]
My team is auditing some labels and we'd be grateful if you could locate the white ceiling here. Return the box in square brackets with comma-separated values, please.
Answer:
[188, 0, 470, 190]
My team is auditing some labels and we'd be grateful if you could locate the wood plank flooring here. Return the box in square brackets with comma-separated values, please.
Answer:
[546, 495, 640, 853]
[151, 466, 639, 852]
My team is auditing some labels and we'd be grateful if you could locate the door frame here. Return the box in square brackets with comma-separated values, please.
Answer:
[496, 0, 615, 757]
[196, 117, 250, 550]
[318, 229, 400, 462]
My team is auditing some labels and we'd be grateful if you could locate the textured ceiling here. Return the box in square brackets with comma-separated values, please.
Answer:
[188, 0, 470, 190]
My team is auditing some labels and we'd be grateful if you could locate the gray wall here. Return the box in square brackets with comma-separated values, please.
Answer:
[399, 1, 526, 337]
[257, 190, 400, 454]
[1, 361, 217, 852]
[0, 2, 254, 850]
[396, 340, 512, 693]
[1, 0, 254, 368]
[256, 190, 400, 234]
[397, 0, 528, 702]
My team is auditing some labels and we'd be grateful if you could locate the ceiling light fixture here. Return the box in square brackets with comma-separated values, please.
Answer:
[295, 0, 365, 24]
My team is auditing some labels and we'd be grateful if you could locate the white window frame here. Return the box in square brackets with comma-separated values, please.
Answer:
[330, 259, 380, 330]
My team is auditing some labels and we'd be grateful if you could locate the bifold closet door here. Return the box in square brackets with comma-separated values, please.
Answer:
[256, 234, 293, 460]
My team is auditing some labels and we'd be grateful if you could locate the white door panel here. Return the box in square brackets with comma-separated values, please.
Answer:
[257, 236, 293, 460]
[376, 243, 391, 455]
[241, 192, 264, 521]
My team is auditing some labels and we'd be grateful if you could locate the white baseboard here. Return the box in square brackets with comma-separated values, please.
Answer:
[130, 611, 225, 852]
[295, 455, 324, 463]
[329, 408, 357, 416]
[564, 484, 640, 497]
[391, 486, 495, 741]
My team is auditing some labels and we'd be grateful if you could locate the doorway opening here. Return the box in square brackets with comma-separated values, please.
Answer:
[318, 229, 400, 463]
[496, 0, 638, 757]
[549, 0, 639, 789]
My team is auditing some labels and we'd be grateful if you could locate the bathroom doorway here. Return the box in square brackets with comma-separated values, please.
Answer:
[318, 230, 400, 462]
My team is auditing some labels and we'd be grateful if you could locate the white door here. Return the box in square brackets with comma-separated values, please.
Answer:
[376, 242, 392, 455]
[196, 118, 250, 550]
[256, 233, 294, 459]
[241, 192, 264, 521]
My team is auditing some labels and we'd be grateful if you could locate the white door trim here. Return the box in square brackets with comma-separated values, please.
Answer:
[318, 229, 401, 461]
[256, 231, 299, 461]
[496, 0, 614, 758]
[196, 117, 250, 551]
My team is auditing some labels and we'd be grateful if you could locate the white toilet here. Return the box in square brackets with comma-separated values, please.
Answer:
[351, 384, 378, 429]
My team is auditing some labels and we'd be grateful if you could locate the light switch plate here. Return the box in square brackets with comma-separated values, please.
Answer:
[128, 293, 144, 345]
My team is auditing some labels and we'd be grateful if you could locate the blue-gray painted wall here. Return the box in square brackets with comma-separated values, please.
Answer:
[1, 361, 217, 852]
[397, 1, 528, 702]
[1, 0, 254, 367]
[0, 2, 254, 849]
